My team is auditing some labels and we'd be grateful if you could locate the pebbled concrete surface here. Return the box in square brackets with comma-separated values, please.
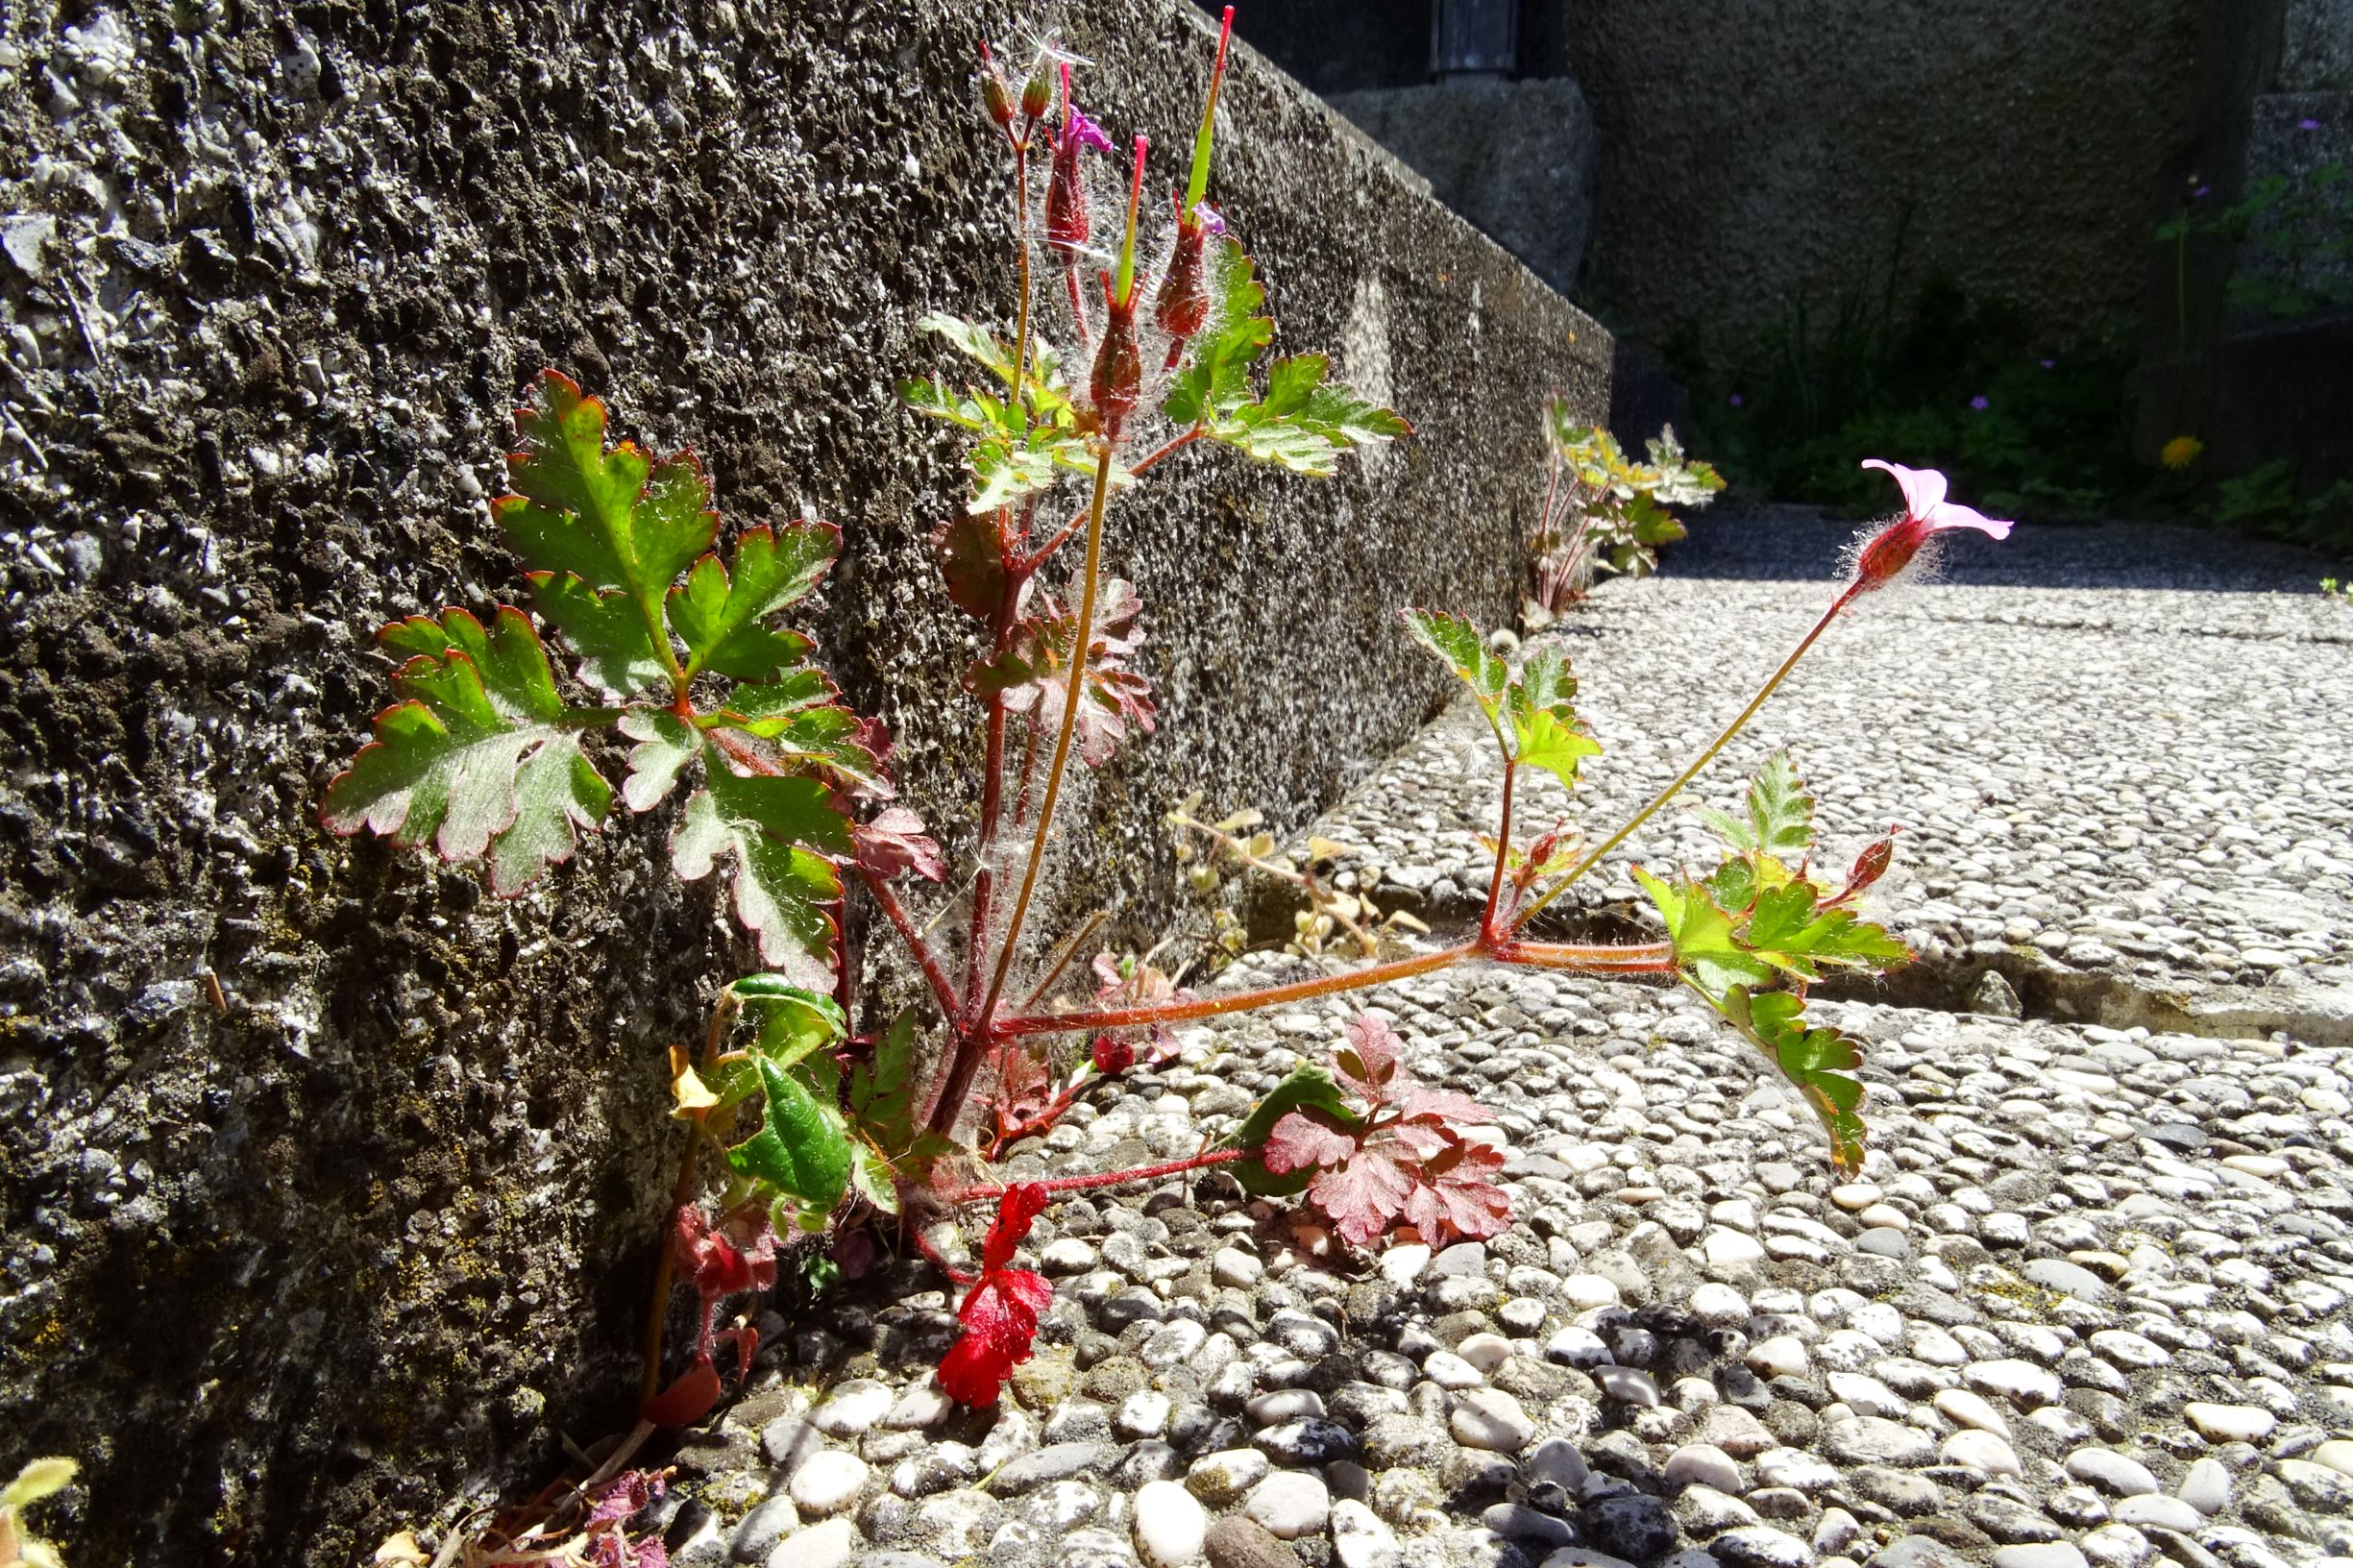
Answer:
[1285, 508, 2352, 1046]
[0, 0, 1605, 1560]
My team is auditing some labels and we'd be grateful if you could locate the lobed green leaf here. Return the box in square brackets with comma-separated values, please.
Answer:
[670, 755, 851, 982]
[721, 1052, 852, 1212]
[1400, 609, 1507, 710]
[1716, 986, 1869, 1175]
[667, 521, 837, 681]
[1222, 1064, 1365, 1197]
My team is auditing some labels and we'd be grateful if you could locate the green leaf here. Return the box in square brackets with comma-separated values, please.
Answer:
[966, 429, 1126, 514]
[1221, 1064, 1365, 1196]
[324, 606, 611, 894]
[1739, 882, 1913, 981]
[1400, 608, 1507, 711]
[619, 709, 699, 813]
[722, 1052, 852, 1212]
[529, 571, 669, 697]
[849, 1139, 900, 1214]
[849, 1009, 920, 1156]
[666, 520, 838, 681]
[493, 370, 713, 660]
[1633, 866, 1775, 1000]
[1716, 986, 1869, 1175]
[1743, 751, 1815, 857]
[898, 375, 1017, 434]
[708, 682, 878, 790]
[1513, 647, 1578, 714]
[1215, 410, 1342, 475]
[730, 976, 847, 1068]
[1511, 706, 1604, 790]
[1163, 237, 1271, 428]
[670, 753, 851, 980]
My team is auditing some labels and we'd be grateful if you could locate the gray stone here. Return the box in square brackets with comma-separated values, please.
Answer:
[1585, 1491, 1680, 1563]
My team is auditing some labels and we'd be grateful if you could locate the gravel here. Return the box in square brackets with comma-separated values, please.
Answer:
[437, 519, 2353, 1568]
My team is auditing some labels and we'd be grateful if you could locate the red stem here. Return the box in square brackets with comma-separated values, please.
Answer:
[1000, 943, 1473, 1037]
[859, 867, 964, 1017]
[1130, 429, 1203, 476]
[936, 1146, 1244, 1205]
[1481, 759, 1518, 943]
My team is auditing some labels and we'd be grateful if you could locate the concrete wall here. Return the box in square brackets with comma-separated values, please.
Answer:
[1550, 0, 2203, 371]
[0, 0, 1606, 1559]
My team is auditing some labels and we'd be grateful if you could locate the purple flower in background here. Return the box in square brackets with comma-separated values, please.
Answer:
[1728, 392, 1744, 407]
[2299, 117, 2323, 131]
[2194, 184, 2212, 197]
[1970, 395, 1990, 411]
[2040, 357, 2055, 369]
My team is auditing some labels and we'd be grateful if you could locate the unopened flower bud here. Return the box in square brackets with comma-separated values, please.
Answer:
[1020, 69, 1051, 122]
[1090, 277, 1144, 440]
[977, 41, 1016, 128]
[1045, 101, 1112, 264]
[1153, 206, 1214, 343]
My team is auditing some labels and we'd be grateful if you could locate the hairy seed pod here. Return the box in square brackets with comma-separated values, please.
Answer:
[1153, 212, 1213, 341]
[1091, 281, 1143, 441]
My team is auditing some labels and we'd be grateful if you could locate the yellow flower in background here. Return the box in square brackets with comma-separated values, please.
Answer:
[2161, 434, 2205, 470]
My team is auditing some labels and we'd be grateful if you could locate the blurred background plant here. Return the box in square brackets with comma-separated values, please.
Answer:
[1525, 398, 1722, 626]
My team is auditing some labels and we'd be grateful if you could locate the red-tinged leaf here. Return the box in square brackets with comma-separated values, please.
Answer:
[640, 1356, 722, 1427]
[1830, 828, 1900, 905]
[1396, 1136, 1511, 1243]
[933, 512, 1014, 620]
[666, 521, 839, 682]
[323, 605, 611, 895]
[1259, 1111, 1360, 1176]
[1091, 1034, 1136, 1075]
[1334, 1013, 1402, 1103]
[1393, 1084, 1494, 1127]
[497, 370, 717, 635]
[980, 1182, 1051, 1272]
[854, 806, 945, 882]
[1307, 1143, 1417, 1248]
[940, 1185, 1057, 1407]
[970, 579, 1157, 768]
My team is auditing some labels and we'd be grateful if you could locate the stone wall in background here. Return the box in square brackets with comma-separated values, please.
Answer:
[0, 0, 1606, 1559]
[1549, 0, 2204, 374]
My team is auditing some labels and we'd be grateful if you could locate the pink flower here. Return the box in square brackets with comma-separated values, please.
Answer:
[1848, 459, 2013, 596]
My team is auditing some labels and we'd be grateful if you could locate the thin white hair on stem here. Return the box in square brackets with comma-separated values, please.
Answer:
[1836, 517, 1949, 611]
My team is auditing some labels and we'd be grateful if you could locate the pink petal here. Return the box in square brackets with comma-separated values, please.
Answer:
[1924, 499, 2014, 540]
[1859, 458, 1947, 519]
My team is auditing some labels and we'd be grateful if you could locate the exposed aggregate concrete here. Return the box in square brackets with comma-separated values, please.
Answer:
[535, 518, 2353, 1568]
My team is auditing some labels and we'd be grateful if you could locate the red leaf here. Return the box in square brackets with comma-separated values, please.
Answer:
[1334, 1014, 1402, 1104]
[1261, 1111, 1360, 1176]
[641, 1357, 723, 1427]
[980, 1182, 1050, 1272]
[940, 1185, 1057, 1407]
[1091, 1034, 1136, 1075]
[1308, 1146, 1417, 1248]
[932, 512, 1014, 620]
[855, 805, 946, 882]
[1397, 1136, 1512, 1243]
[1829, 827, 1900, 906]
[1393, 1084, 1493, 1127]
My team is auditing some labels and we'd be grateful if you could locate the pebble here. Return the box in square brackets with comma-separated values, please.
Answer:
[1932, 1388, 2013, 1438]
[1187, 1449, 1269, 1506]
[2176, 1458, 2231, 1515]
[1331, 1499, 1402, 1568]
[1134, 1479, 1206, 1568]
[787, 1452, 869, 1517]
[2111, 1496, 2202, 1533]
[765, 1517, 853, 1568]
[1711, 1526, 1814, 1568]
[1243, 1471, 1330, 1539]
[1967, 1360, 2066, 1408]
[1451, 1387, 1536, 1453]
[2181, 1402, 2275, 1443]
[1942, 1430, 2022, 1476]
[1747, 1336, 1811, 1379]
[1664, 1443, 1745, 1492]
[2065, 1449, 2160, 1497]
[1822, 1417, 1936, 1467]
[1992, 1547, 2089, 1568]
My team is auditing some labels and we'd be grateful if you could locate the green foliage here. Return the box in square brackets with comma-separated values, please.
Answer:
[1683, 228, 2150, 523]
[1632, 753, 1912, 1174]
[329, 370, 877, 984]
[1158, 238, 1410, 475]
[2165, 164, 2353, 324]
[2205, 459, 2353, 553]
[1528, 409, 1722, 618]
[1401, 611, 1603, 787]
[1222, 1063, 1361, 1196]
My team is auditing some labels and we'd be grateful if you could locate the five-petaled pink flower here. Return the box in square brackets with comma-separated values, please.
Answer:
[1847, 459, 2013, 597]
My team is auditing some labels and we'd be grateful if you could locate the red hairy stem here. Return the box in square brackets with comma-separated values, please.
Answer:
[1066, 254, 1093, 360]
[1480, 758, 1519, 943]
[935, 1146, 1245, 1206]
[1000, 943, 1475, 1037]
[1129, 429, 1204, 477]
[906, 1220, 977, 1286]
[968, 448, 1115, 1039]
[1489, 939, 1678, 972]
[860, 866, 965, 1018]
